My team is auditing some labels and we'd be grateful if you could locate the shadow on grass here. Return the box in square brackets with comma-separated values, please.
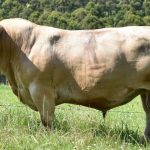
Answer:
[26, 119, 71, 135]
[93, 123, 148, 147]
[53, 117, 71, 133]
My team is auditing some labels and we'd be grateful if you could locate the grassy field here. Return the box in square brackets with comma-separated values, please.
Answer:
[0, 85, 150, 149]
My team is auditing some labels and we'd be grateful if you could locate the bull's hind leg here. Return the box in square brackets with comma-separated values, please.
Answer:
[29, 83, 56, 129]
[141, 93, 150, 139]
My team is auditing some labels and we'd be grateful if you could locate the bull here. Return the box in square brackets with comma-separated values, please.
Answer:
[0, 18, 150, 138]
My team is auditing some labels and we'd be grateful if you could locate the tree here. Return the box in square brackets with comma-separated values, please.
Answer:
[143, 16, 150, 26]
[29, 11, 40, 23]
[72, 8, 87, 22]
[85, 2, 103, 17]
[46, 11, 68, 29]
[81, 14, 101, 29]
[37, 11, 50, 25]
[119, 11, 144, 26]
[130, 0, 144, 16]
[19, 6, 33, 20]
[1, 0, 23, 18]
[143, 0, 150, 16]
[0, 0, 149, 29]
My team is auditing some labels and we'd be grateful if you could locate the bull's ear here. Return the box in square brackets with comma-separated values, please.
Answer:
[0, 25, 4, 34]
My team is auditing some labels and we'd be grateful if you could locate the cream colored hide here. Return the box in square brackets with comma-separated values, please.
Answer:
[0, 18, 150, 138]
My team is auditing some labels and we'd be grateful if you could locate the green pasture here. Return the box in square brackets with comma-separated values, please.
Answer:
[0, 85, 149, 149]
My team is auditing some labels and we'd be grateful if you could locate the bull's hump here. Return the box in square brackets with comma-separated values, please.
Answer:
[0, 18, 35, 27]
[0, 18, 36, 42]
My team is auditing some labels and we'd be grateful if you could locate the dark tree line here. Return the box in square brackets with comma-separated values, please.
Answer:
[0, 0, 150, 29]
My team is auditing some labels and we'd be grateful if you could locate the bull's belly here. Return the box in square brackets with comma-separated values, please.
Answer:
[56, 85, 141, 111]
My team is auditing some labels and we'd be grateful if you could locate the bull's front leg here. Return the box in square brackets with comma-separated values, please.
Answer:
[141, 93, 150, 139]
[29, 82, 56, 129]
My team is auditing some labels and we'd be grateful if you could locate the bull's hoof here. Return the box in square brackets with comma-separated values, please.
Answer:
[41, 119, 54, 130]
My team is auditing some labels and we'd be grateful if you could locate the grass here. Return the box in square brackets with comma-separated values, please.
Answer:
[0, 85, 150, 149]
